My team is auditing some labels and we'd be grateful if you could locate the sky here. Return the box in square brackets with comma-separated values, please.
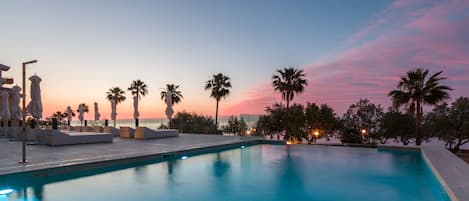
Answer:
[0, 0, 468, 120]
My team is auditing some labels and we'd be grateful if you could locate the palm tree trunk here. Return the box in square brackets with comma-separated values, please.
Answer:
[285, 99, 290, 141]
[415, 101, 422, 146]
[215, 99, 219, 128]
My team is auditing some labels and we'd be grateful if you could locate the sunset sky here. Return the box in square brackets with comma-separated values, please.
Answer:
[1, 0, 468, 120]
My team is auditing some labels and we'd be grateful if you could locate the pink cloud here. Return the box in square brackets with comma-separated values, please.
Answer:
[224, 0, 469, 116]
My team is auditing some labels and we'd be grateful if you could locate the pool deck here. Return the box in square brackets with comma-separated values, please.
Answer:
[1, 134, 468, 201]
[0, 134, 263, 176]
[422, 145, 469, 201]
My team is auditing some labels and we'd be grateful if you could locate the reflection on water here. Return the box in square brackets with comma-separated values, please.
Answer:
[0, 145, 449, 201]
[212, 153, 231, 178]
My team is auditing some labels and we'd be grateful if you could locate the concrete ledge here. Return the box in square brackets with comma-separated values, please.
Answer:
[0, 135, 265, 176]
[377, 145, 420, 151]
[422, 145, 469, 201]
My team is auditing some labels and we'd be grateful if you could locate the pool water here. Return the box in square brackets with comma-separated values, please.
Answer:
[0, 145, 449, 201]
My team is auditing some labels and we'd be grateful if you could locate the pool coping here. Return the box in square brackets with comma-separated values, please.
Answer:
[1, 139, 466, 201]
[421, 145, 469, 201]
[0, 138, 282, 177]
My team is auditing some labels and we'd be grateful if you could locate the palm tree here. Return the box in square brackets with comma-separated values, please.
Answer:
[160, 84, 183, 104]
[272, 67, 308, 140]
[52, 111, 66, 122]
[128, 80, 148, 127]
[128, 80, 148, 100]
[106, 87, 126, 127]
[205, 73, 232, 127]
[388, 68, 452, 145]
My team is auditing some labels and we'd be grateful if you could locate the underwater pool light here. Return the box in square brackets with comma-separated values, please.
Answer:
[0, 189, 13, 195]
[181, 156, 188, 160]
[241, 146, 246, 149]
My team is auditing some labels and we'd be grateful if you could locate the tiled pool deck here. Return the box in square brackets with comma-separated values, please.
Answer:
[0, 134, 468, 201]
[0, 134, 263, 176]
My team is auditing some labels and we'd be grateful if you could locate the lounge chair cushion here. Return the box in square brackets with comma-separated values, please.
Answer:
[134, 127, 179, 139]
[44, 130, 113, 146]
[120, 127, 135, 138]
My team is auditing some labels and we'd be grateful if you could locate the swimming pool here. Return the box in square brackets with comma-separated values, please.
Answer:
[0, 145, 449, 201]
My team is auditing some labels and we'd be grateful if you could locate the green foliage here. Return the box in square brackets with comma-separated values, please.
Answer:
[256, 106, 285, 138]
[106, 87, 126, 104]
[160, 84, 183, 105]
[304, 102, 342, 142]
[272, 67, 308, 139]
[52, 111, 67, 122]
[424, 97, 469, 152]
[170, 111, 220, 134]
[339, 127, 363, 144]
[128, 80, 148, 100]
[286, 104, 308, 141]
[388, 68, 452, 145]
[272, 67, 308, 104]
[257, 102, 338, 142]
[379, 109, 416, 145]
[222, 116, 248, 136]
[342, 99, 384, 144]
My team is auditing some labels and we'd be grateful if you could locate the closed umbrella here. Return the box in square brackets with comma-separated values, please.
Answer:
[133, 96, 139, 127]
[66, 106, 73, 126]
[111, 99, 117, 127]
[26, 75, 43, 122]
[10, 85, 22, 120]
[94, 102, 100, 121]
[165, 89, 174, 126]
[0, 89, 10, 124]
[78, 104, 84, 126]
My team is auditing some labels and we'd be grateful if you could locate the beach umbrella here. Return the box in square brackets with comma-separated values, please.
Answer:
[94, 102, 100, 121]
[0, 64, 10, 80]
[26, 75, 42, 120]
[66, 106, 73, 125]
[133, 96, 139, 127]
[111, 99, 117, 127]
[9, 85, 21, 120]
[0, 89, 10, 122]
[165, 89, 174, 121]
[78, 104, 84, 126]
[133, 96, 139, 119]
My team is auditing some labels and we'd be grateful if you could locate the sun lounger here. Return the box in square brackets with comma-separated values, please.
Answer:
[120, 127, 135, 138]
[134, 127, 179, 139]
[103, 127, 119, 137]
[93, 126, 104, 133]
[44, 130, 113, 146]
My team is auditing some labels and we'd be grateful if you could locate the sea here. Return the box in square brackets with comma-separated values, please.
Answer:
[70, 114, 260, 129]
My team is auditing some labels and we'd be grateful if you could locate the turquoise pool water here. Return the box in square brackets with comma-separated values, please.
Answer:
[0, 145, 449, 201]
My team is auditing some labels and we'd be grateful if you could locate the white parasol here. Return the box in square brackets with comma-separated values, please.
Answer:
[26, 75, 42, 119]
[78, 104, 84, 125]
[94, 102, 100, 121]
[165, 89, 174, 120]
[66, 106, 73, 122]
[0, 89, 10, 121]
[133, 96, 139, 120]
[9, 85, 22, 120]
[111, 99, 116, 121]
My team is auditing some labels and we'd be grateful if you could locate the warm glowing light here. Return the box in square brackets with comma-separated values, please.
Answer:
[246, 130, 251, 135]
[181, 156, 188, 160]
[314, 130, 319, 136]
[286, 141, 292, 145]
[361, 129, 367, 135]
[0, 189, 14, 195]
